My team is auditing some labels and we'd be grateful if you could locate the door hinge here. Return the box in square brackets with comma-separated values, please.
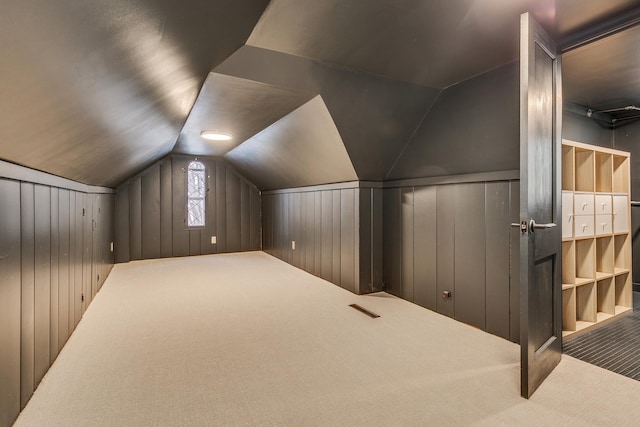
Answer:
[82, 208, 86, 216]
[81, 293, 85, 302]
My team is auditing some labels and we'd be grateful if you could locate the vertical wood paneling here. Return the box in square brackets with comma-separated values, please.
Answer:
[436, 185, 455, 318]
[510, 181, 521, 343]
[299, 192, 306, 268]
[314, 191, 322, 275]
[486, 182, 511, 340]
[358, 189, 372, 294]
[76, 194, 85, 314]
[114, 186, 130, 263]
[340, 189, 356, 293]
[33, 185, 51, 387]
[215, 161, 227, 253]
[241, 182, 251, 251]
[250, 187, 261, 250]
[81, 194, 92, 320]
[321, 191, 333, 281]
[401, 187, 414, 301]
[20, 182, 35, 408]
[68, 192, 76, 330]
[454, 183, 486, 330]
[49, 188, 59, 364]
[282, 193, 290, 263]
[129, 177, 142, 261]
[0, 179, 22, 425]
[332, 190, 341, 286]
[303, 192, 313, 272]
[189, 230, 201, 256]
[413, 186, 437, 311]
[226, 169, 241, 253]
[262, 195, 272, 254]
[201, 159, 216, 255]
[57, 189, 70, 352]
[160, 158, 173, 257]
[172, 158, 189, 257]
[141, 166, 161, 259]
[383, 188, 401, 296]
[372, 188, 384, 291]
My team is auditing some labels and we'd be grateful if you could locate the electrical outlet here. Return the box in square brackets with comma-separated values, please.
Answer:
[211, 236, 217, 244]
[110, 242, 114, 252]
[291, 240, 295, 250]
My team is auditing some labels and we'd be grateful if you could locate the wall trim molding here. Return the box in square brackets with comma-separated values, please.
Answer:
[383, 170, 519, 188]
[0, 159, 113, 194]
[262, 180, 384, 195]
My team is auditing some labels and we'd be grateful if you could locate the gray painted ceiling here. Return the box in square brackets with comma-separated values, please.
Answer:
[224, 96, 357, 190]
[2, 0, 640, 187]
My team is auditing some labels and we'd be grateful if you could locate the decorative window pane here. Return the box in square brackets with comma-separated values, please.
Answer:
[187, 161, 206, 227]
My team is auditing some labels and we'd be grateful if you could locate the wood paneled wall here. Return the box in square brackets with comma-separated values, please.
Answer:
[383, 180, 520, 342]
[262, 185, 383, 295]
[114, 155, 261, 263]
[0, 178, 114, 427]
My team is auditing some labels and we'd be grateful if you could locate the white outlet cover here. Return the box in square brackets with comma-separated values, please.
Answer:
[292, 240, 295, 250]
[110, 242, 114, 252]
[211, 236, 217, 244]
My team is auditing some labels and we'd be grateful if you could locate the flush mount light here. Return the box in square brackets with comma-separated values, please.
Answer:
[200, 131, 232, 141]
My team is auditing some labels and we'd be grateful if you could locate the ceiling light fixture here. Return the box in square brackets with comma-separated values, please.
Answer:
[200, 131, 232, 141]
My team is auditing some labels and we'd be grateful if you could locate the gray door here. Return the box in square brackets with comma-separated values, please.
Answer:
[518, 12, 562, 399]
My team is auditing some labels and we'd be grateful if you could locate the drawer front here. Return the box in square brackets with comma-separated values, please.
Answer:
[595, 214, 612, 236]
[595, 194, 612, 214]
[613, 195, 629, 233]
[575, 194, 595, 215]
[574, 215, 594, 238]
[562, 192, 574, 239]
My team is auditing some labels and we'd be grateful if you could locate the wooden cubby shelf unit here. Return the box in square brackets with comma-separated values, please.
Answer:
[561, 140, 633, 339]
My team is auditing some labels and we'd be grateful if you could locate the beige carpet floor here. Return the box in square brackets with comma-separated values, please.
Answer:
[15, 252, 640, 426]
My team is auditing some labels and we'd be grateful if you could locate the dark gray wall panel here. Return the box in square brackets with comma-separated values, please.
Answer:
[262, 195, 272, 254]
[485, 182, 511, 340]
[0, 179, 21, 426]
[304, 192, 315, 272]
[20, 182, 35, 408]
[320, 191, 333, 281]
[33, 185, 51, 387]
[290, 192, 300, 267]
[358, 189, 372, 294]
[241, 182, 251, 251]
[57, 189, 70, 352]
[562, 109, 613, 148]
[69, 192, 78, 329]
[413, 186, 437, 311]
[383, 188, 401, 296]
[401, 187, 414, 301]
[129, 177, 142, 261]
[250, 188, 261, 251]
[114, 187, 130, 263]
[141, 166, 161, 260]
[215, 159, 227, 253]
[189, 230, 201, 256]
[283, 193, 291, 263]
[340, 189, 356, 293]
[82, 194, 92, 315]
[226, 169, 241, 253]
[454, 183, 486, 330]
[314, 191, 322, 276]
[333, 190, 341, 284]
[49, 188, 59, 364]
[387, 62, 518, 180]
[436, 185, 455, 318]
[172, 158, 190, 257]
[510, 182, 521, 344]
[200, 159, 216, 255]
[371, 188, 384, 292]
[160, 158, 173, 257]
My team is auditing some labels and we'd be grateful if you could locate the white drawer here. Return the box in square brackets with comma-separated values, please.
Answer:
[575, 194, 595, 215]
[574, 215, 594, 238]
[595, 214, 612, 236]
[613, 195, 629, 233]
[562, 192, 573, 239]
[595, 194, 612, 214]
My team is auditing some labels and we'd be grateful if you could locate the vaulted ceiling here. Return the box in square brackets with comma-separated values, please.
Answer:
[1, 0, 639, 188]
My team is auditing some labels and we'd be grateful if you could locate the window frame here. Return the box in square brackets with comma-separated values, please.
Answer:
[186, 160, 207, 229]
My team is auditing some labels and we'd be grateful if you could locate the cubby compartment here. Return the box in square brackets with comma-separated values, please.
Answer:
[596, 278, 615, 320]
[614, 233, 630, 274]
[595, 152, 612, 193]
[613, 155, 629, 194]
[562, 241, 575, 287]
[576, 282, 597, 327]
[562, 287, 576, 333]
[562, 145, 575, 191]
[575, 238, 595, 282]
[575, 148, 595, 192]
[615, 272, 632, 313]
[595, 236, 614, 279]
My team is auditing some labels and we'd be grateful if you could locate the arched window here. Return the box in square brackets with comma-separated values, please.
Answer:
[187, 160, 206, 227]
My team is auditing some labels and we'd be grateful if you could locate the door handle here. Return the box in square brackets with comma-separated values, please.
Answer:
[530, 220, 556, 229]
